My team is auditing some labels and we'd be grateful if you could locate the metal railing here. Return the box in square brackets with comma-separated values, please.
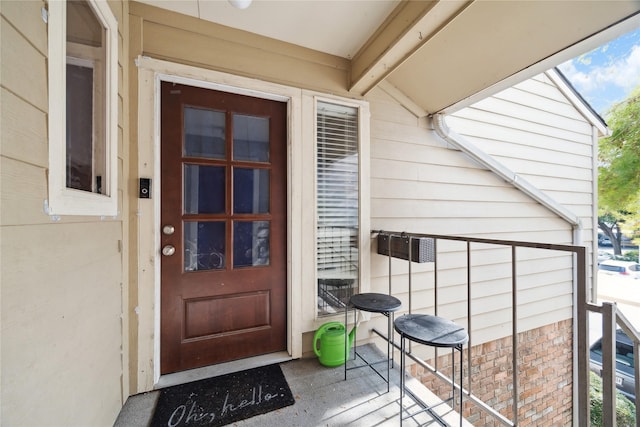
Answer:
[370, 230, 594, 426]
[587, 301, 639, 426]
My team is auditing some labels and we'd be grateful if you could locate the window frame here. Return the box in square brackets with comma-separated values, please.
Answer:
[47, 0, 118, 216]
[313, 96, 370, 318]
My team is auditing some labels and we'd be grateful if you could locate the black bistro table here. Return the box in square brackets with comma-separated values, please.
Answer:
[345, 293, 402, 392]
[394, 314, 468, 426]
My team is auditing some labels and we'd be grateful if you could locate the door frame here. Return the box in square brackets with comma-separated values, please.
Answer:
[135, 57, 305, 389]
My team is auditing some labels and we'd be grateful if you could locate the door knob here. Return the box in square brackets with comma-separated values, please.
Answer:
[162, 225, 175, 235]
[162, 245, 176, 256]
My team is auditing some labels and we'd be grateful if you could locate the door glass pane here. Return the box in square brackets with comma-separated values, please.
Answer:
[184, 221, 226, 271]
[184, 164, 225, 214]
[184, 107, 225, 159]
[234, 221, 270, 268]
[233, 114, 269, 162]
[233, 168, 269, 214]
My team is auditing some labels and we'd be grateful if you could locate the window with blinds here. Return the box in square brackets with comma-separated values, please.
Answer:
[316, 101, 359, 316]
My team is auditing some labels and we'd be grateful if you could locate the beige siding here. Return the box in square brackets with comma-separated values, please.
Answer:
[1, 15, 48, 111]
[1, 223, 123, 425]
[1, 89, 48, 168]
[1, 1, 129, 425]
[365, 86, 579, 345]
[129, 2, 350, 97]
[448, 71, 598, 284]
[447, 73, 596, 217]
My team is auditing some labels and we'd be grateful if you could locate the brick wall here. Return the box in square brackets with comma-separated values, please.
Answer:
[411, 319, 573, 426]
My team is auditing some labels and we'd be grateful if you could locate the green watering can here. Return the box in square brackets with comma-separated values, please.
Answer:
[313, 321, 356, 367]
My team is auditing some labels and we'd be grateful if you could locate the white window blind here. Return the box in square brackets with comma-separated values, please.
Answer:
[316, 101, 359, 316]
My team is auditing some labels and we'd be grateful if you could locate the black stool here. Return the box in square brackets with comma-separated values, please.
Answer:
[394, 314, 468, 426]
[345, 292, 402, 392]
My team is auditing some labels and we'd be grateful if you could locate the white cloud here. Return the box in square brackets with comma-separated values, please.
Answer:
[558, 60, 595, 92]
[613, 45, 640, 87]
[560, 45, 640, 96]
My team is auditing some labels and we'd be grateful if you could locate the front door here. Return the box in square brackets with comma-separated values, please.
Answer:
[160, 82, 287, 374]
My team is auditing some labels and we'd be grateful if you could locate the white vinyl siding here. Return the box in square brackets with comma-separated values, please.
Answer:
[445, 72, 598, 256]
[365, 75, 594, 344]
[447, 73, 595, 216]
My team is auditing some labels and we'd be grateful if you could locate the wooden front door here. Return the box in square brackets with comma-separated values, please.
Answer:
[160, 82, 287, 374]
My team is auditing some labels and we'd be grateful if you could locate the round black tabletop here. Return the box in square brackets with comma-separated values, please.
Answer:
[350, 293, 402, 314]
[394, 314, 468, 348]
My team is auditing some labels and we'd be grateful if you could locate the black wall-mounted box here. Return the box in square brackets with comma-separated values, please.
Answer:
[377, 233, 435, 263]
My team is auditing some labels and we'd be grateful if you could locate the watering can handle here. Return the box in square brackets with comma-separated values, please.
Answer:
[313, 322, 343, 357]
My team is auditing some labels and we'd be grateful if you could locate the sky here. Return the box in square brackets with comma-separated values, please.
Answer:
[558, 27, 640, 118]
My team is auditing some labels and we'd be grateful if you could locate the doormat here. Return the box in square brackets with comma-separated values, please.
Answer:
[150, 364, 295, 427]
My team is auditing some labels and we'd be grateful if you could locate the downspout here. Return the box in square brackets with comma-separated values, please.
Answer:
[432, 113, 584, 427]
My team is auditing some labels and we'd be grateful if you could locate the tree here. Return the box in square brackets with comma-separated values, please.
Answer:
[598, 85, 640, 255]
[598, 212, 634, 255]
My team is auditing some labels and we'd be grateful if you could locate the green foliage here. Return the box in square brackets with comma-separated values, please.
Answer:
[599, 85, 640, 253]
[590, 371, 637, 426]
[600, 85, 640, 208]
[618, 250, 639, 262]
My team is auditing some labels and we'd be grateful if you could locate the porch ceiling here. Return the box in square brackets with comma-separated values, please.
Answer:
[137, 0, 640, 115]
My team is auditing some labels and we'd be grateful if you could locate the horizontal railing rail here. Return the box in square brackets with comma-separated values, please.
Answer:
[369, 230, 590, 426]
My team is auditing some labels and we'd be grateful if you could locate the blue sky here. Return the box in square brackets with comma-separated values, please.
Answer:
[558, 28, 640, 117]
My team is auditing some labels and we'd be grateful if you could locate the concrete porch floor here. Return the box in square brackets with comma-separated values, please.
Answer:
[115, 344, 472, 426]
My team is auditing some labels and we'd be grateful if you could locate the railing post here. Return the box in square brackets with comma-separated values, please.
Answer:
[434, 238, 438, 371]
[576, 246, 590, 427]
[387, 234, 392, 297]
[407, 235, 412, 314]
[635, 341, 640, 426]
[602, 302, 617, 427]
[511, 245, 518, 427]
[467, 241, 472, 397]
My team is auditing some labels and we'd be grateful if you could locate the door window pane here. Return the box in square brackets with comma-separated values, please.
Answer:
[233, 114, 269, 162]
[234, 221, 270, 268]
[184, 222, 226, 271]
[233, 168, 270, 214]
[184, 107, 226, 159]
[184, 164, 225, 214]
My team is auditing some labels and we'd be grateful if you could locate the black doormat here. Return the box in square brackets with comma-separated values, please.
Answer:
[150, 364, 295, 427]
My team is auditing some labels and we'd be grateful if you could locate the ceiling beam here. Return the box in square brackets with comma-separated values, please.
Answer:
[348, 0, 472, 96]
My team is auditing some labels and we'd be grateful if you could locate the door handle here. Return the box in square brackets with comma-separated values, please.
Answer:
[162, 225, 175, 235]
[162, 245, 176, 256]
